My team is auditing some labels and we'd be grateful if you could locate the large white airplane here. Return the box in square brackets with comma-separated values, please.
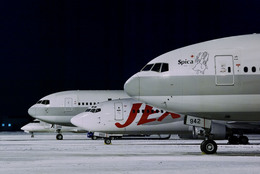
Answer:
[124, 34, 260, 153]
[71, 98, 257, 145]
[21, 119, 86, 138]
[28, 90, 129, 139]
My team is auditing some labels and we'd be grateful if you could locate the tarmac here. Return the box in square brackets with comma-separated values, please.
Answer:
[1, 132, 260, 174]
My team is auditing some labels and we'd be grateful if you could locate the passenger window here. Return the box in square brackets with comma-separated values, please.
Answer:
[228, 67, 231, 73]
[151, 63, 161, 72]
[82, 102, 84, 105]
[94, 102, 96, 105]
[142, 110, 144, 113]
[90, 102, 92, 105]
[252, 66, 256, 73]
[244, 67, 248, 73]
[133, 110, 135, 113]
[161, 63, 169, 72]
[141, 64, 154, 71]
[86, 103, 88, 105]
[78, 102, 81, 106]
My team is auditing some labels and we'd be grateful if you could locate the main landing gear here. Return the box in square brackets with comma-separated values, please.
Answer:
[200, 139, 218, 154]
[184, 115, 218, 154]
[228, 135, 249, 145]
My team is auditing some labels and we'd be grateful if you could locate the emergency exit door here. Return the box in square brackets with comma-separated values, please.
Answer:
[215, 55, 234, 86]
[114, 102, 123, 120]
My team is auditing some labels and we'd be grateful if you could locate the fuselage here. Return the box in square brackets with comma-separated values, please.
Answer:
[21, 120, 85, 133]
[124, 34, 260, 121]
[28, 90, 129, 126]
[71, 98, 193, 134]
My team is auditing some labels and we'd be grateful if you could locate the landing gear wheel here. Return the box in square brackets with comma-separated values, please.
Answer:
[56, 133, 63, 140]
[239, 136, 249, 144]
[104, 138, 112, 145]
[200, 140, 217, 154]
[228, 136, 239, 144]
[92, 136, 97, 140]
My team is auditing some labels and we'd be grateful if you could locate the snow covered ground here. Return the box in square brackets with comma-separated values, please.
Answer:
[1, 132, 260, 174]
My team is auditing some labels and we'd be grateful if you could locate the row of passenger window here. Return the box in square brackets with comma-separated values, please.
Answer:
[244, 66, 257, 73]
[78, 102, 99, 106]
[141, 63, 169, 72]
[132, 109, 165, 114]
[37, 100, 50, 105]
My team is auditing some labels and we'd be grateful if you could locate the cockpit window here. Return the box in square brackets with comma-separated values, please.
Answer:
[89, 109, 95, 113]
[161, 63, 169, 72]
[141, 64, 154, 71]
[141, 63, 169, 73]
[85, 108, 91, 112]
[151, 63, 162, 72]
[42, 100, 50, 105]
[36, 100, 50, 105]
[86, 108, 101, 113]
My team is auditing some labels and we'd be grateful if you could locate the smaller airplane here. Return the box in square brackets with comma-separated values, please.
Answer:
[21, 119, 86, 139]
[28, 90, 129, 139]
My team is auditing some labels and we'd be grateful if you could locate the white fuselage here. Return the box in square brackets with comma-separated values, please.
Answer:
[21, 120, 85, 133]
[71, 98, 193, 135]
[28, 90, 129, 126]
[124, 34, 260, 121]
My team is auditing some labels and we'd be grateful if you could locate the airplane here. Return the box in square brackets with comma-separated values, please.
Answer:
[71, 98, 258, 145]
[124, 34, 260, 153]
[28, 90, 129, 140]
[21, 119, 86, 138]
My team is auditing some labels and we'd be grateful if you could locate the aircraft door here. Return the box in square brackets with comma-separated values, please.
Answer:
[215, 55, 234, 86]
[114, 102, 123, 120]
[64, 98, 73, 112]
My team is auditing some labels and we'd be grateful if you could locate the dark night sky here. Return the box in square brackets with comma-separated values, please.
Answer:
[1, 0, 260, 129]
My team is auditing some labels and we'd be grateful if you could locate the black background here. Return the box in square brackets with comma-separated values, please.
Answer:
[1, 0, 260, 130]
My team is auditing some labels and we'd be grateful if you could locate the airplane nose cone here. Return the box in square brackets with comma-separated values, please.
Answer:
[28, 106, 36, 117]
[71, 113, 86, 129]
[124, 75, 140, 98]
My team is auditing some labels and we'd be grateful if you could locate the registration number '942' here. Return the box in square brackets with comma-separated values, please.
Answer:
[184, 115, 211, 129]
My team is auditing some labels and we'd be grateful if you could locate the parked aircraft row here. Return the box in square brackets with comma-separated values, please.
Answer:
[27, 34, 260, 154]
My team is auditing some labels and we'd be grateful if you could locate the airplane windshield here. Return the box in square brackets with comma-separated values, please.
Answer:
[36, 100, 50, 105]
[141, 63, 169, 72]
[86, 108, 101, 113]
[151, 63, 162, 72]
[141, 64, 154, 71]
[161, 63, 169, 72]
[85, 109, 91, 112]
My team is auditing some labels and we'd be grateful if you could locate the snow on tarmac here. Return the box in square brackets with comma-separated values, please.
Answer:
[1, 132, 260, 174]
